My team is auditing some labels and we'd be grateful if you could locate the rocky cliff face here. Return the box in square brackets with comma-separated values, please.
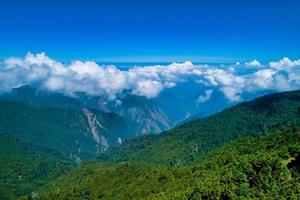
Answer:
[123, 105, 171, 134]
[82, 108, 109, 154]
[0, 86, 170, 152]
[96, 95, 173, 135]
[0, 97, 136, 156]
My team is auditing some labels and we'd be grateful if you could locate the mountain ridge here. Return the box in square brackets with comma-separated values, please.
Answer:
[0, 99, 136, 155]
[98, 90, 300, 166]
[0, 86, 172, 135]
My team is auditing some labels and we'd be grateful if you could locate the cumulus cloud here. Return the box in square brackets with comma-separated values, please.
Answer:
[0, 52, 300, 102]
[0, 53, 202, 100]
[221, 86, 242, 101]
[274, 74, 292, 91]
[198, 89, 213, 103]
[269, 57, 300, 69]
[245, 59, 262, 67]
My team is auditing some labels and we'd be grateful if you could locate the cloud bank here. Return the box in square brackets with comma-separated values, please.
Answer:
[0, 52, 300, 102]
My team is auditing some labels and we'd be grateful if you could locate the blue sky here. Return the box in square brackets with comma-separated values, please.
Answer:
[0, 0, 299, 62]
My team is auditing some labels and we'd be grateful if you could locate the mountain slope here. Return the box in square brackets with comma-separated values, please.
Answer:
[0, 86, 171, 135]
[0, 85, 82, 109]
[0, 134, 72, 200]
[90, 95, 172, 134]
[32, 129, 300, 199]
[0, 100, 135, 155]
[98, 90, 300, 166]
[117, 95, 172, 134]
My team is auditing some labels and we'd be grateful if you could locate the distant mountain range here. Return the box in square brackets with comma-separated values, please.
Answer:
[0, 86, 173, 135]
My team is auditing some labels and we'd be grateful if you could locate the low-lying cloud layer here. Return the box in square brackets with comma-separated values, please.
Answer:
[0, 52, 300, 102]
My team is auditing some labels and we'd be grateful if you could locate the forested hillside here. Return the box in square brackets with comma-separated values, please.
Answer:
[0, 134, 71, 200]
[98, 90, 300, 166]
[30, 129, 300, 199]
[0, 100, 135, 155]
[1, 91, 300, 200]
[0, 86, 172, 135]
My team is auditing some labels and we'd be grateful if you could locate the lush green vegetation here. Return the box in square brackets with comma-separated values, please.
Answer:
[28, 129, 300, 199]
[0, 100, 135, 155]
[1, 91, 299, 199]
[0, 134, 72, 200]
[98, 90, 300, 166]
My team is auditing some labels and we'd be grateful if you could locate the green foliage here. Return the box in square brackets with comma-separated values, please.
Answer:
[99, 90, 300, 166]
[0, 100, 135, 154]
[0, 134, 72, 200]
[33, 130, 300, 199]
[2, 91, 300, 199]
[185, 128, 300, 199]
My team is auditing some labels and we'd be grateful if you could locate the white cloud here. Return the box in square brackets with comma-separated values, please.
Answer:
[3, 57, 24, 69]
[245, 59, 262, 67]
[0, 52, 300, 102]
[133, 80, 164, 98]
[198, 89, 213, 103]
[44, 76, 64, 91]
[247, 69, 276, 90]
[221, 86, 242, 102]
[274, 74, 292, 91]
[0, 53, 203, 100]
[269, 57, 300, 69]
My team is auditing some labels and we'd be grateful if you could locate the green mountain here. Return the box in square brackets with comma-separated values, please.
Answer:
[1, 90, 300, 199]
[0, 86, 172, 135]
[29, 129, 300, 200]
[0, 85, 83, 109]
[98, 90, 300, 166]
[0, 134, 72, 200]
[0, 100, 135, 155]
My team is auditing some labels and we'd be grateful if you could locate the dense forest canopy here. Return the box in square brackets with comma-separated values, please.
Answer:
[30, 129, 300, 199]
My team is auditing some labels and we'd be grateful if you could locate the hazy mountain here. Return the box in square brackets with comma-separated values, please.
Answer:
[0, 85, 82, 109]
[99, 95, 172, 134]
